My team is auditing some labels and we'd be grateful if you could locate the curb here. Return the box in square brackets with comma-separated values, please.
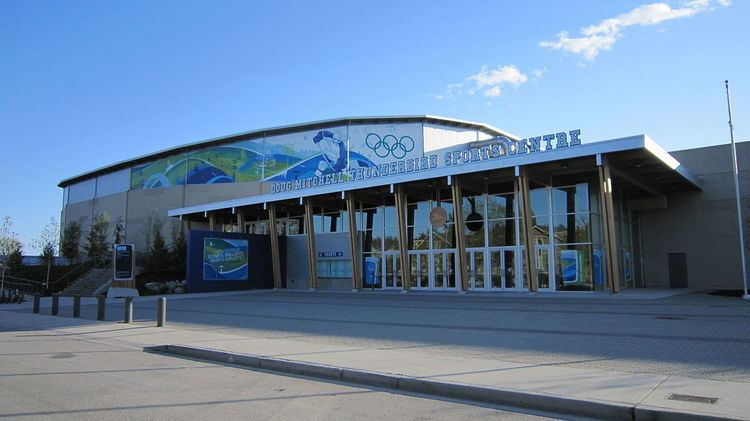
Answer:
[145, 345, 737, 421]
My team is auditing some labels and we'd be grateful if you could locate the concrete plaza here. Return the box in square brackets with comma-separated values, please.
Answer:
[2, 290, 750, 419]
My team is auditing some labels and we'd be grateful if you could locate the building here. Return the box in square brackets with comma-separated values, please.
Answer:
[58, 116, 749, 293]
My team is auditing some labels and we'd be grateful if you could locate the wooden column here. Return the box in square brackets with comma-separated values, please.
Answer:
[304, 198, 318, 290]
[208, 213, 216, 231]
[598, 155, 621, 293]
[268, 203, 283, 289]
[451, 176, 469, 292]
[517, 167, 538, 292]
[394, 184, 411, 291]
[346, 193, 362, 290]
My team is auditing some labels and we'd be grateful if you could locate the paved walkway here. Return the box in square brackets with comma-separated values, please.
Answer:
[2, 290, 749, 419]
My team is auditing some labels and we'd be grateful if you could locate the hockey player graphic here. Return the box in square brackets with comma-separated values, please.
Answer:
[313, 130, 347, 176]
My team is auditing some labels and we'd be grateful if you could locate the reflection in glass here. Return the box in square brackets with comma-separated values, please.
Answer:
[491, 251, 502, 288]
[465, 224, 485, 248]
[487, 194, 515, 219]
[530, 189, 549, 217]
[554, 245, 593, 291]
[432, 223, 455, 249]
[504, 250, 515, 288]
[384, 227, 399, 251]
[488, 219, 515, 246]
[434, 253, 444, 288]
[536, 247, 550, 289]
[470, 251, 484, 289]
[552, 214, 591, 244]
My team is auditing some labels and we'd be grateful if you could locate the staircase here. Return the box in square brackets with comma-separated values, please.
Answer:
[59, 266, 112, 297]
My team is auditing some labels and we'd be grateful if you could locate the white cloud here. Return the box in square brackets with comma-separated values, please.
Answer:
[437, 65, 529, 100]
[531, 68, 546, 81]
[484, 86, 502, 97]
[540, 1, 729, 61]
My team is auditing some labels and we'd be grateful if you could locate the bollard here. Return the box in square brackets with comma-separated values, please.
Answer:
[51, 294, 59, 316]
[32, 294, 40, 314]
[73, 295, 81, 318]
[97, 295, 106, 320]
[156, 297, 166, 327]
[124, 296, 133, 323]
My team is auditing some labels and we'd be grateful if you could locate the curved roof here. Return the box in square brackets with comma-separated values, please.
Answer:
[58, 115, 517, 188]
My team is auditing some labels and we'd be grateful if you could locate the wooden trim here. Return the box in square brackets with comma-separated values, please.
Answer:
[268, 204, 282, 289]
[517, 169, 538, 292]
[451, 177, 469, 291]
[395, 185, 411, 290]
[304, 199, 318, 290]
[346, 193, 362, 290]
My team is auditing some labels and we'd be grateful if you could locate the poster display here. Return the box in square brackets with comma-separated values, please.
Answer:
[203, 238, 249, 281]
[560, 249, 584, 285]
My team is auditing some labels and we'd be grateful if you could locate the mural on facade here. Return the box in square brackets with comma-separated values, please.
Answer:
[130, 124, 423, 189]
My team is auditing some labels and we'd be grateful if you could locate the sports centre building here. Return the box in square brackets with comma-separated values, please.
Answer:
[58, 116, 749, 293]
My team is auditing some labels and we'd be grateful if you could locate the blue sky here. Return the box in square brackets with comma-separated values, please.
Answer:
[1, 0, 747, 253]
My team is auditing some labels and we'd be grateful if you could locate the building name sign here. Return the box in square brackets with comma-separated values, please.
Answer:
[270, 129, 581, 194]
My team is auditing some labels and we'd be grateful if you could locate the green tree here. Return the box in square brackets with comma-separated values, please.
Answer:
[0, 216, 20, 265]
[113, 217, 125, 244]
[84, 214, 110, 264]
[170, 221, 187, 273]
[6, 241, 23, 271]
[148, 217, 170, 273]
[61, 222, 81, 262]
[34, 217, 60, 266]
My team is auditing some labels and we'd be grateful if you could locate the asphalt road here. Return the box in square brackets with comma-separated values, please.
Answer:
[34, 290, 750, 383]
[0, 325, 561, 421]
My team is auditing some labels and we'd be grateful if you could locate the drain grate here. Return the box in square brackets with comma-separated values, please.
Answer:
[667, 393, 718, 404]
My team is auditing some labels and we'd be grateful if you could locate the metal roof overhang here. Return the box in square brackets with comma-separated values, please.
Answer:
[58, 115, 517, 188]
[167, 134, 702, 218]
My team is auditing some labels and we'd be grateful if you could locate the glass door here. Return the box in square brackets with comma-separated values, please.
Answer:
[467, 248, 487, 290]
[431, 250, 457, 290]
[535, 244, 555, 291]
[409, 251, 430, 289]
[382, 252, 400, 289]
[489, 247, 520, 290]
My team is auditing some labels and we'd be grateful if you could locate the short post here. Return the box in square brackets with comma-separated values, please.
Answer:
[97, 295, 106, 321]
[156, 297, 166, 327]
[73, 295, 81, 318]
[32, 294, 40, 314]
[51, 294, 59, 316]
[124, 296, 133, 323]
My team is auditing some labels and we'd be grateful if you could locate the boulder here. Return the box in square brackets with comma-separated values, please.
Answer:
[165, 281, 178, 291]
[174, 286, 186, 294]
[144, 282, 163, 293]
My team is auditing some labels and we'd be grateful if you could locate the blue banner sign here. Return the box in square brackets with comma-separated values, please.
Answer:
[318, 251, 344, 258]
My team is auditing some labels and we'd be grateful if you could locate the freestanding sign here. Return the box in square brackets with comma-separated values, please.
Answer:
[113, 244, 135, 282]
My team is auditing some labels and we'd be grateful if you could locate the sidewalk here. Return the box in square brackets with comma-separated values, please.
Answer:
[1, 310, 746, 420]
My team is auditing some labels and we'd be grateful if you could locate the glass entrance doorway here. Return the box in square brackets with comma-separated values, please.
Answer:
[382, 252, 401, 289]
[408, 250, 458, 290]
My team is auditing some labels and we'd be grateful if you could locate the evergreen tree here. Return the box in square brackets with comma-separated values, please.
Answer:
[84, 214, 110, 264]
[61, 222, 81, 262]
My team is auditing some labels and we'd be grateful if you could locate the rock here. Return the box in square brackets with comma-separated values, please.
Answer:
[144, 282, 163, 293]
[174, 286, 186, 294]
[180, 280, 188, 287]
[165, 281, 177, 291]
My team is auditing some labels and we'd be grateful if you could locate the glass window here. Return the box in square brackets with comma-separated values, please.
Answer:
[553, 214, 591, 244]
[531, 216, 550, 244]
[465, 224, 485, 248]
[487, 193, 515, 219]
[462, 195, 485, 219]
[409, 225, 430, 250]
[551, 184, 589, 215]
[407, 201, 430, 226]
[530, 189, 549, 217]
[384, 227, 399, 251]
[384, 206, 398, 228]
[432, 223, 455, 249]
[488, 219, 515, 247]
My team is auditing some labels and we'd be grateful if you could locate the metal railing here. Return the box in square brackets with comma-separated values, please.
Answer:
[1, 259, 112, 296]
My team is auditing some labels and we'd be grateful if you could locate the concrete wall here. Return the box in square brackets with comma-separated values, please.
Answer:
[639, 141, 750, 290]
[62, 181, 270, 257]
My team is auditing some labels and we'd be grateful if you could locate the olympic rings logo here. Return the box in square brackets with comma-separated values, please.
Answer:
[365, 133, 415, 159]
